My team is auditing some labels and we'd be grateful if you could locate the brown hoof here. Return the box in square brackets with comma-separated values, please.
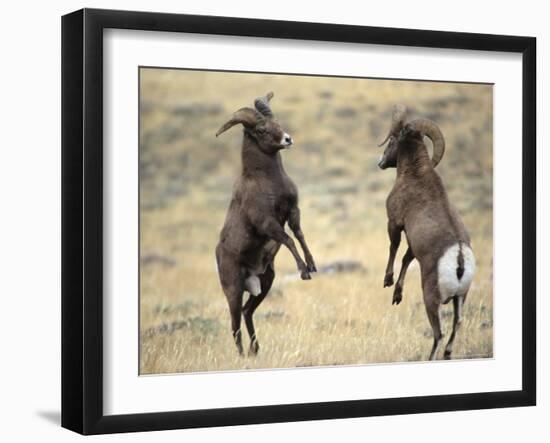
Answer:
[384, 273, 394, 287]
[392, 286, 403, 305]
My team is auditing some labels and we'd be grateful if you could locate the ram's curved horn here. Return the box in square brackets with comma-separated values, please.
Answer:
[378, 104, 407, 147]
[408, 118, 446, 167]
[254, 92, 274, 118]
[215, 107, 264, 137]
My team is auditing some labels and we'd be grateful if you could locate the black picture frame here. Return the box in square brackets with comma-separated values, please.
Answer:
[61, 8, 536, 435]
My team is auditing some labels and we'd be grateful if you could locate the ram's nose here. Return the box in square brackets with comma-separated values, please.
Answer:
[281, 133, 293, 147]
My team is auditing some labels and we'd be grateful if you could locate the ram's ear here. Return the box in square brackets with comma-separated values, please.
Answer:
[216, 108, 264, 137]
[254, 92, 274, 118]
[378, 104, 407, 146]
[398, 124, 413, 140]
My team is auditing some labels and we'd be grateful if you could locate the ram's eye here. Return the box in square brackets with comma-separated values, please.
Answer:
[256, 127, 266, 135]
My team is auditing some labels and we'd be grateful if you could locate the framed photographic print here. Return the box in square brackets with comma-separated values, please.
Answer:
[61, 8, 536, 435]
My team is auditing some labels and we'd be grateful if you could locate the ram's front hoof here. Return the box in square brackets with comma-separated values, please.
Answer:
[392, 286, 403, 305]
[384, 273, 394, 287]
[306, 258, 317, 273]
[301, 270, 312, 280]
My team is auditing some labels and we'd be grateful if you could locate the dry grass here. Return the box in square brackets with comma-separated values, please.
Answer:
[139, 68, 493, 374]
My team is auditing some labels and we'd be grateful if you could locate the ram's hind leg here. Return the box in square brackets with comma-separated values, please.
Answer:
[423, 274, 443, 361]
[242, 264, 275, 356]
[216, 245, 245, 355]
[444, 292, 466, 360]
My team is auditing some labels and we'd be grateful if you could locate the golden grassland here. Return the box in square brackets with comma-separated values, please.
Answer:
[139, 69, 493, 374]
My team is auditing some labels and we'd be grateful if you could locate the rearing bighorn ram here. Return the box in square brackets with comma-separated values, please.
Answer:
[215, 92, 316, 356]
[378, 105, 476, 360]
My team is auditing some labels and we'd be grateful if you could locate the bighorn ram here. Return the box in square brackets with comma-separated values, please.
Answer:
[215, 92, 316, 356]
[378, 105, 476, 360]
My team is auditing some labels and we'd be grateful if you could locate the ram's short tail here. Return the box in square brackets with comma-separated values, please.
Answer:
[456, 243, 465, 280]
[438, 243, 476, 304]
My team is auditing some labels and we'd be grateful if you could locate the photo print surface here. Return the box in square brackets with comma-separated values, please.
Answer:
[139, 68, 493, 375]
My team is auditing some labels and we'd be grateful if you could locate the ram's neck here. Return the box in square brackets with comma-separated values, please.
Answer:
[241, 132, 284, 177]
[397, 141, 432, 178]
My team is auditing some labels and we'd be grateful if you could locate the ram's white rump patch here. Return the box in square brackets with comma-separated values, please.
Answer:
[245, 275, 262, 296]
[437, 243, 476, 303]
